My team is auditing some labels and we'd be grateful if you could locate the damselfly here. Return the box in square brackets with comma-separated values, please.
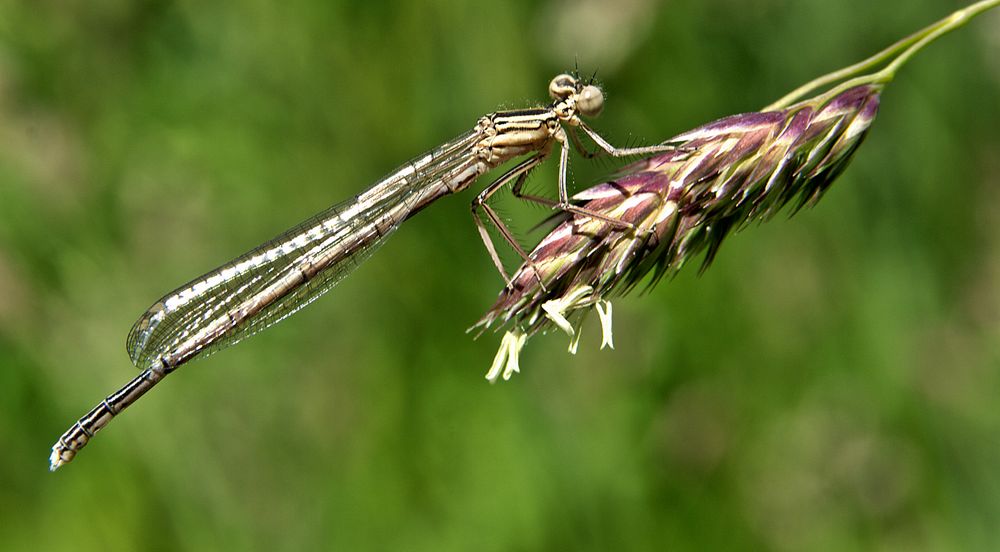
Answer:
[49, 73, 678, 470]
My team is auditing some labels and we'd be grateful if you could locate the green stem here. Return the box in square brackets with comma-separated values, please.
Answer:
[765, 0, 1000, 111]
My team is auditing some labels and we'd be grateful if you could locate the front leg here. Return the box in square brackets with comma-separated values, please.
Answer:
[569, 121, 690, 159]
[549, 128, 639, 230]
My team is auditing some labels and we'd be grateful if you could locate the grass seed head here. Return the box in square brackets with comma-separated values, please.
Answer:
[473, 85, 882, 376]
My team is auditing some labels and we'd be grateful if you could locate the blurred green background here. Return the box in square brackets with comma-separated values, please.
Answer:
[2, 0, 999, 550]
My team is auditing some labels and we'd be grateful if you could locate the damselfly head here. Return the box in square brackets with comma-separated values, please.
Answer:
[576, 83, 604, 118]
[548, 73, 604, 118]
[548, 74, 577, 100]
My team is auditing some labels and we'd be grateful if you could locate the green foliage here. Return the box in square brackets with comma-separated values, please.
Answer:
[1, 1, 998, 550]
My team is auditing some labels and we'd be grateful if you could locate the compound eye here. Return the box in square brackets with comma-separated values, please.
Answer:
[576, 84, 604, 117]
[548, 74, 577, 100]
